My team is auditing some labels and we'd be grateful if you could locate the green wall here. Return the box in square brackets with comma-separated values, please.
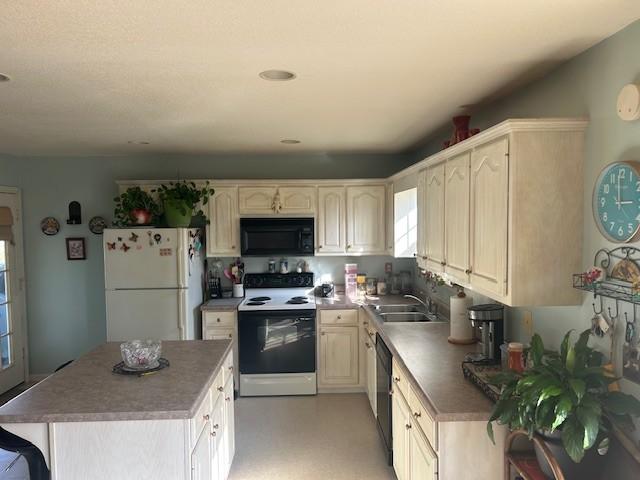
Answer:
[413, 21, 640, 410]
[1, 153, 413, 373]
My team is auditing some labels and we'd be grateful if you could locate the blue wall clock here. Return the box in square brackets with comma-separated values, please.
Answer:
[593, 161, 640, 243]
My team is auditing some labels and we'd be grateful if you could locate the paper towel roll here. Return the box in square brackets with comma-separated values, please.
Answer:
[448, 295, 475, 344]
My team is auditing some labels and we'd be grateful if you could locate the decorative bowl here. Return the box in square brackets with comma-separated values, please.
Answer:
[120, 340, 162, 370]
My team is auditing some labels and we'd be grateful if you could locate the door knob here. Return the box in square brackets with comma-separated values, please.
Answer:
[465, 268, 472, 274]
[405, 424, 412, 430]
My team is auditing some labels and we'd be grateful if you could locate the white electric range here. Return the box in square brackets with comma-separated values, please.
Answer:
[237, 273, 317, 396]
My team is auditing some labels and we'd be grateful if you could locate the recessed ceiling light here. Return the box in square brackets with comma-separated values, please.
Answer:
[280, 139, 301, 144]
[128, 141, 150, 145]
[0, 74, 10, 82]
[259, 70, 296, 81]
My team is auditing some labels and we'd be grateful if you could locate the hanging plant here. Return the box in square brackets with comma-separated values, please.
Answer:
[113, 187, 160, 227]
[153, 181, 215, 228]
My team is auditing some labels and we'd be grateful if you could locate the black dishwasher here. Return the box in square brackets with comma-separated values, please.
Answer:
[375, 333, 393, 465]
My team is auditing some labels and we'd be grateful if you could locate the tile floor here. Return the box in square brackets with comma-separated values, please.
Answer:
[228, 393, 396, 480]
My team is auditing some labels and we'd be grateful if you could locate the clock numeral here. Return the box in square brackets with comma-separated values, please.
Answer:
[619, 169, 626, 180]
[610, 222, 615, 231]
[600, 197, 606, 207]
[618, 226, 625, 237]
[604, 184, 610, 194]
[636, 181, 640, 192]
[603, 212, 608, 222]
[610, 174, 616, 184]
[629, 223, 634, 233]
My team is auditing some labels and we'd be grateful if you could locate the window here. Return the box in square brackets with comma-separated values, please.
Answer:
[0, 240, 11, 369]
[394, 188, 417, 258]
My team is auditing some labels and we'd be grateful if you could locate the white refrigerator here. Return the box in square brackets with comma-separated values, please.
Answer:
[104, 228, 204, 342]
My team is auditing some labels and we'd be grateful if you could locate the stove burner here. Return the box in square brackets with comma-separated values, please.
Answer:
[246, 301, 266, 306]
[287, 298, 309, 305]
[249, 296, 271, 302]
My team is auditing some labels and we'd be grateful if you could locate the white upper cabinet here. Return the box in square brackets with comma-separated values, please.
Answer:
[317, 187, 346, 254]
[278, 187, 316, 215]
[207, 187, 240, 257]
[469, 137, 509, 298]
[346, 185, 386, 254]
[424, 164, 445, 273]
[444, 153, 471, 283]
[386, 183, 395, 255]
[416, 170, 427, 269]
[238, 186, 278, 215]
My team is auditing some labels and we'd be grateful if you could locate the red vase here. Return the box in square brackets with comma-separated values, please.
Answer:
[452, 115, 471, 143]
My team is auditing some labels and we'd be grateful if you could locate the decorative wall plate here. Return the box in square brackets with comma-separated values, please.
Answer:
[88, 216, 107, 235]
[40, 217, 60, 236]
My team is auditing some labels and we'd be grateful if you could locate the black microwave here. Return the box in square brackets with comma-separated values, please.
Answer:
[240, 218, 314, 256]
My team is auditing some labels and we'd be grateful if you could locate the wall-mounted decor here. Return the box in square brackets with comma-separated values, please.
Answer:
[66, 237, 86, 260]
[593, 161, 640, 243]
[67, 201, 82, 225]
[88, 216, 107, 235]
[40, 217, 60, 236]
[617, 83, 640, 121]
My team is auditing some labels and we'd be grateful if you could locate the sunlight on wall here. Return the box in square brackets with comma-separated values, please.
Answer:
[394, 188, 417, 258]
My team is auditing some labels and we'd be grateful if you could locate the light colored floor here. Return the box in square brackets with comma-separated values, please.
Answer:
[228, 393, 396, 480]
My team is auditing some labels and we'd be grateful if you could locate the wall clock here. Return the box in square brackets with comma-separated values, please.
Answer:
[593, 161, 640, 242]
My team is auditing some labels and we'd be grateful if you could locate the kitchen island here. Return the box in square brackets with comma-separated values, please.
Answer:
[0, 340, 234, 480]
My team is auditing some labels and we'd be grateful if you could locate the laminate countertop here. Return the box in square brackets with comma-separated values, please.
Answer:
[315, 294, 418, 309]
[0, 340, 231, 423]
[362, 305, 495, 422]
[200, 297, 244, 311]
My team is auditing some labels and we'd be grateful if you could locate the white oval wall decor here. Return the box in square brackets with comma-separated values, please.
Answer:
[617, 83, 640, 121]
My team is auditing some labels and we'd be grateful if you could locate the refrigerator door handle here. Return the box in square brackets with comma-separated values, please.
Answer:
[178, 288, 186, 339]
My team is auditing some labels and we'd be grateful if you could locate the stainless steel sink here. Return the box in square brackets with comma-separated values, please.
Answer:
[373, 304, 426, 314]
[378, 312, 437, 322]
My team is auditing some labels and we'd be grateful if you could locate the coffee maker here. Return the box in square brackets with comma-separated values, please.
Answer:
[467, 304, 504, 364]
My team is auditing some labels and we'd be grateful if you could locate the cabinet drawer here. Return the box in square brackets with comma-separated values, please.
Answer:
[204, 327, 234, 341]
[203, 311, 236, 328]
[392, 358, 410, 402]
[190, 389, 212, 447]
[320, 309, 358, 325]
[408, 385, 437, 451]
[222, 350, 234, 387]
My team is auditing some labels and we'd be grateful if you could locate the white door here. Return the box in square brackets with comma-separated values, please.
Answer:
[238, 187, 277, 214]
[190, 426, 212, 480]
[318, 326, 359, 385]
[317, 187, 346, 254]
[424, 163, 446, 273]
[104, 228, 182, 289]
[392, 390, 411, 480]
[416, 170, 428, 269]
[0, 190, 25, 393]
[207, 187, 240, 257]
[410, 427, 438, 480]
[469, 137, 509, 297]
[444, 152, 471, 283]
[346, 185, 386, 254]
[106, 289, 183, 341]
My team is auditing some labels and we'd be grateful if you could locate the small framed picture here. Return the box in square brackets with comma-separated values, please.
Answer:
[66, 237, 86, 260]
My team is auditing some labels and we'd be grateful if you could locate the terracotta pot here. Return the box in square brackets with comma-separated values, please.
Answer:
[534, 430, 606, 479]
[452, 115, 471, 143]
[130, 208, 152, 225]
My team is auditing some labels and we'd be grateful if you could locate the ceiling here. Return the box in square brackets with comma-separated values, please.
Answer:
[1, 1, 639, 157]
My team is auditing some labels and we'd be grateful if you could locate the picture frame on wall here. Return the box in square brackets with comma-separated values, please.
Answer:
[66, 237, 86, 260]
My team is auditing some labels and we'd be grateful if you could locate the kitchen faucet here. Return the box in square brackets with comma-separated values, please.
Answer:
[404, 294, 437, 315]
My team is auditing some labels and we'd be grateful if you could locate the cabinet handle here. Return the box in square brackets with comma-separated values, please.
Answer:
[413, 412, 422, 419]
[337, 315, 342, 320]
[213, 423, 219, 430]
[211, 431, 217, 437]
[203, 414, 210, 421]
[229, 366, 233, 372]
[465, 268, 472, 274]
[321, 331, 326, 336]
[225, 397, 231, 402]
[393, 376, 400, 383]
[218, 386, 224, 392]
[440, 261, 446, 266]
[228, 334, 232, 339]
[318, 245, 323, 249]
[365, 342, 371, 349]
[347, 245, 352, 249]
[363, 321, 368, 325]
[405, 424, 412, 430]
[216, 318, 221, 322]
[232, 245, 236, 249]
[413, 253, 417, 257]
[422, 255, 428, 260]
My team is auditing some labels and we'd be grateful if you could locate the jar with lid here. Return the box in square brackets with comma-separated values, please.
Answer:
[366, 277, 377, 296]
[507, 342, 524, 373]
[356, 274, 367, 299]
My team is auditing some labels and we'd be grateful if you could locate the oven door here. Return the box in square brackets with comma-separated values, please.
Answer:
[238, 310, 316, 374]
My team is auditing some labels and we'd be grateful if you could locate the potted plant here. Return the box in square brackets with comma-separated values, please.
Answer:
[154, 181, 215, 228]
[487, 329, 640, 478]
[113, 187, 160, 226]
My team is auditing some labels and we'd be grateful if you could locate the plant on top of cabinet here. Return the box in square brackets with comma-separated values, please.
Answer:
[487, 329, 640, 478]
[154, 181, 215, 227]
[113, 186, 161, 227]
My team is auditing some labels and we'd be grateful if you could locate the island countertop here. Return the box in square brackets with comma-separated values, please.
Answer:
[0, 340, 231, 423]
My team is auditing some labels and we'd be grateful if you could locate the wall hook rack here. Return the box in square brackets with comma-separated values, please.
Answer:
[67, 201, 82, 225]
[593, 296, 603, 315]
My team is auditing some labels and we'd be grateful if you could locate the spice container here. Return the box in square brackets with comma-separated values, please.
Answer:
[357, 274, 367, 299]
[508, 342, 524, 373]
[366, 277, 377, 296]
[377, 280, 387, 296]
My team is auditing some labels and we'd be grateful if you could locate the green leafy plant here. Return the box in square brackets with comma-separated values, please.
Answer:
[487, 329, 640, 463]
[153, 181, 214, 217]
[113, 187, 160, 226]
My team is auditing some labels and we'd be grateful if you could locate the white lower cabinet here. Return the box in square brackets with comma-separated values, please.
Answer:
[392, 387, 411, 480]
[317, 309, 361, 388]
[409, 426, 438, 480]
[191, 424, 213, 480]
[203, 311, 238, 388]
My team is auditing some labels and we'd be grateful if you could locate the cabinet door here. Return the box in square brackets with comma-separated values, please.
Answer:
[366, 338, 377, 415]
[346, 185, 386, 254]
[207, 187, 239, 257]
[424, 164, 445, 273]
[416, 170, 428, 269]
[386, 183, 394, 255]
[238, 186, 277, 214]
[469, 137, 509, 297]
[317, 187, 346, 254]
[278, 187, 316, 215]
[444, 153, 471, 283]
[191, 426, 211, 480]
[410, 427, 438, 480]
[318, 326, 359, 385]
[392, 389, 411, 480]
[222, 376, 235, 479]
